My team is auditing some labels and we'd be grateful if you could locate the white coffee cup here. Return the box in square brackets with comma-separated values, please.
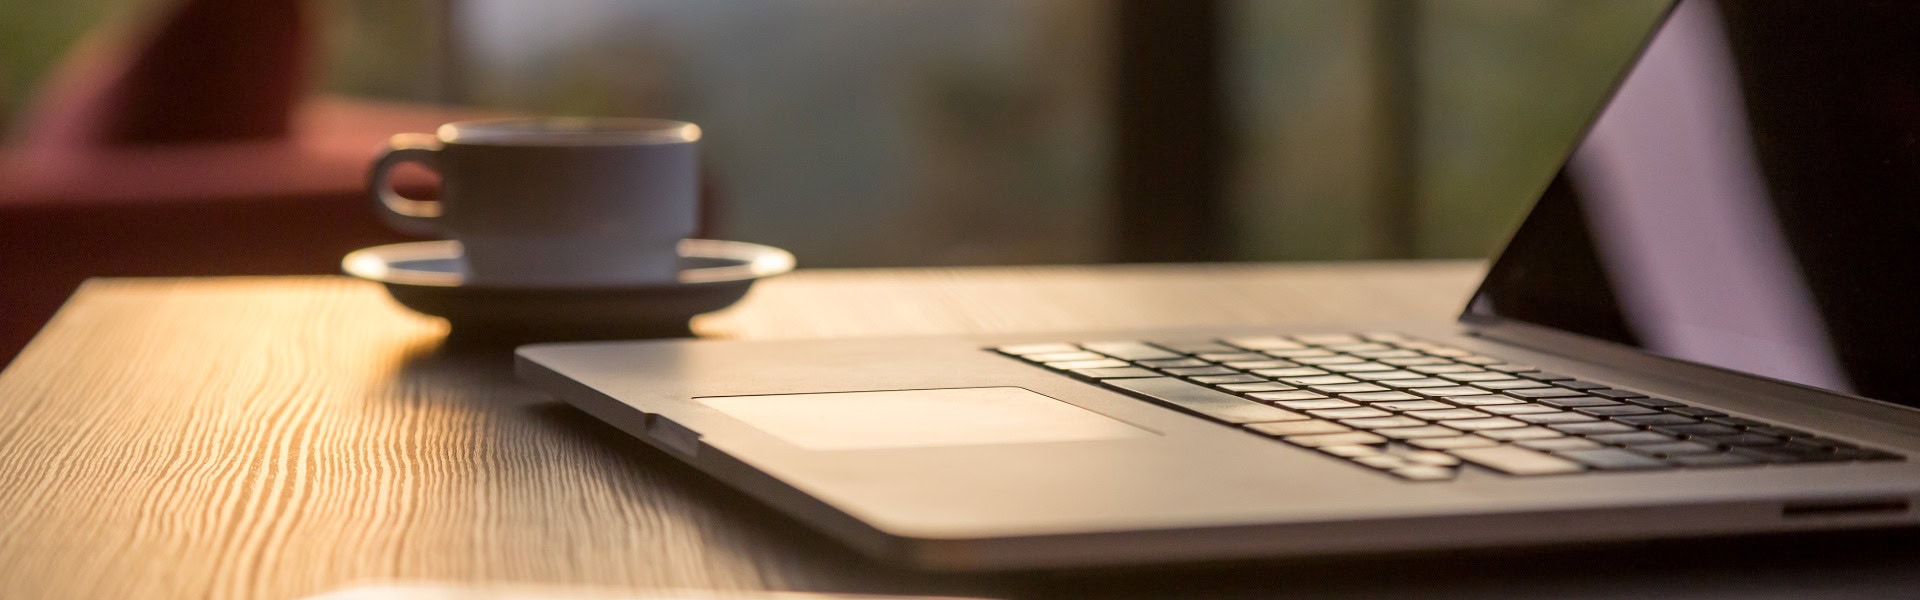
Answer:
[367, 117, 701, 287]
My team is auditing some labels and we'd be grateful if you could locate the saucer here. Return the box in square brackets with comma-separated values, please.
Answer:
[343, 239, 794, 342]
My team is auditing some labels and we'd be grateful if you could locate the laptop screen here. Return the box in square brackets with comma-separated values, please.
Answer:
[1464, 0, 1920, 409]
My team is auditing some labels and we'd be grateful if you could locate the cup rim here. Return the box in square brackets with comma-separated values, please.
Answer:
[436, 117, 701, 146]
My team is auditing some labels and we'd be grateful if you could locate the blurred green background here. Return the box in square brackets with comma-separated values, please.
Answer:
[1, 0, 1669, 267]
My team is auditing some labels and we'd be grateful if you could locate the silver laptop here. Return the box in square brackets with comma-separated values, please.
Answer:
[517, 0, 1920, 570]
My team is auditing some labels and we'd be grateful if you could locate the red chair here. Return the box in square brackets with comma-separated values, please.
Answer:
[0, 0, 493, 363]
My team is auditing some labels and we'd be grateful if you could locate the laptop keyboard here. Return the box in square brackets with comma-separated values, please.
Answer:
[995, 333, 1904, 481]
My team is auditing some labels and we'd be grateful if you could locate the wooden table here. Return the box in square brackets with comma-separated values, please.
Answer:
[3, 262, 1917, 599]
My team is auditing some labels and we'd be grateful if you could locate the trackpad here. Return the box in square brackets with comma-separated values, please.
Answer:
[696, 387, 1151, 451]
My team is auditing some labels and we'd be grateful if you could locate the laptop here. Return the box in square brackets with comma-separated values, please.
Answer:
[517, 0, 1920, 570]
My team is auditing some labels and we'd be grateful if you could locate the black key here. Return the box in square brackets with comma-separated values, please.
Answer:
[1505, 388, 1589, 399]
[1589, 388, 1649, 399]
[1081, 341, 1180, 360]
[1248, 390, 1328, 402]
[1557, 380, 1609, 391]
[1154, 341, 1239, 354]
[1192, 374, 1267, 385]
[1776, 441, 1855, 462]
[1163, 366, 1239, 377]
[1513, 412, 1598, 425]
[1072, 367, 1159, 379]
[1665, 407, 1727, 418]
[1521, 371, 1575, 381]
[1574, 405, 1660, 417]
[1631, 441, 1722, 456]
[1558, 448, 1673, 471]
[1652, 423, 1743, 438]
[1549, 421, 1638, 436]
[1858, 450, 1906, 462]
[1102, 377, 1306, 424]
[1538, 397, 1623, 409]
[1197, 352, 1270, 362]
[1670, 452, 1759, 468]
[1696, 433, 1788, 448]
[1220, 382, 1296, 393]
[997, 343, 1079, 356]
[1622, 396, 1685, 408]
[1137, 358, 1212, 369]
[1612, 414, 1699, 427]
[1587, 431, 1679, 446]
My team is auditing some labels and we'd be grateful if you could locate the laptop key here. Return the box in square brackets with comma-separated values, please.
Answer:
[1294, 334, 1364, 345]
[1352, 371, 1428, 381]
[1322, 363, 1396, 373]
[1557, 380, 1610, 391]
[1275, 399, 1356, 410]
[1320, 444, 1383, 458]
[1622, 396, 1685, 408]
[1047, 359, 1131, 370]
[1025, 351, 1106, 362]
[1308, 407, 1391, 420]
[1410, 435, 1499, 450]
[1381, 357, 1452, 366]
[1513, 412, 1597, 425]
[1472, 379, 1552, 390]
[1285, 432, 1389, 447]
[1192, 374, 1267, 385]
[1195, 352, 1269, 362]
[1072, 367, 1160, 379]
[1558, 448, 1672, 471]
[1385, 378, 1459, 388]
[1137, 358, 1212, 369]
[1340, 391, 1420, 402]
[1265, 348, 1335, 358]
[1402, 408, 1485, 420]
[1696, 433, 1788, 447]
[1373, 426, 1466, 440]
[1588, 431, 1680, 446]
[1219, 382, 1295, 393]
[1573, 405, 1660, 417]
[1295, 355, 1365, 365]
[1081, 341, 1181, 360]
[1284, 376, 1360, 386]
[1478, 427, 1565, 441]
[1505, 387, 1589, 399]
[1666, 407, 1728, 418]
[1373, 401, 1455, 413]
[1343, 416, 1426, 430]
[1443, 417, 1527, 431]
[1590, 388, 1649, 399]
[1311, 383, 1389, 394]
[1163, 366, 1238, 377]
[1549, 421, 1637, 435]
[1245, 420, 1348, 437]
[1521, 371, 1575, 381]
[1442, 372, 1518, 382]
[1450, 446, 1585, 476]
[1413, 386, 1493, 398]
[1474, 402, 1556, 414]
[1538, 397, 1622, 408]
[1256, 368, 1332, 378]
[1221, 360, 1300, 370]
[1411, 364, 1481, 374]
[1612, 414, 1700, 427]
[1248, 390, 1329, 402]
[1401, 451, 1462, 466]
[1652, 423, 1742, 437]
[1487, 363, 1539, 372]
[1518, 437, 1603, 452]
[1102, 377, 1306, 424]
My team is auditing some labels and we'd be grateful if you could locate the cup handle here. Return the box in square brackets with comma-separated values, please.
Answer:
[368, 133, 445, 236]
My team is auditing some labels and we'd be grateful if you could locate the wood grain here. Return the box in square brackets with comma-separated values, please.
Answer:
[12, 262, 1916, 600]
